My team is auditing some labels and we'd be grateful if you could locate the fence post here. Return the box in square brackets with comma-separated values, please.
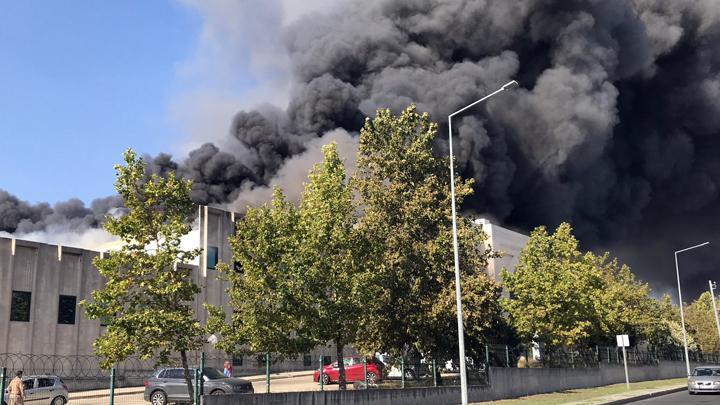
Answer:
[485, 344, 490, 366]
[265, 353, 270, 393]
[505, 345, 509, 367]
[319, 355, 324, 391]
[363, 357, 368, 388]
[606, 347, 610, 364]
[193, 368, 199, 405]
[0, 368, 6, 405]
[109, 367, 116, 405]
[200, 352, 205, 397]
[432, 359, 437, 387]
[400, 357, 405, 389]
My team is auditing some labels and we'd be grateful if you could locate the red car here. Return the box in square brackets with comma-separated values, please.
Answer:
[313, 357, 384, 385]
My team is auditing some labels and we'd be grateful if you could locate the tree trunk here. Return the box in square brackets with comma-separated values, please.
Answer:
[336, 341, 347, 390]
[180, 350, 195, 401]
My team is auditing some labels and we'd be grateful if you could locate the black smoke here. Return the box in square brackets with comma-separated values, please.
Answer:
[3, 0, 720, 300]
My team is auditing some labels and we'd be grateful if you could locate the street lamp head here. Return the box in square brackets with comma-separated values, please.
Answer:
[502, 80, 519, 90]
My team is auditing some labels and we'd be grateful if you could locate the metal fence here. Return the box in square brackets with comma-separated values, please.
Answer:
[1, 345, 717, 404]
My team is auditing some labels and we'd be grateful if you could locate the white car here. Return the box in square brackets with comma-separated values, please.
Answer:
[3, 375, 69, 405]
[688, 366, 720, 395]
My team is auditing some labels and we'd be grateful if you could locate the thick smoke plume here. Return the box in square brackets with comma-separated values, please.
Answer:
[3, 0, 720, 299]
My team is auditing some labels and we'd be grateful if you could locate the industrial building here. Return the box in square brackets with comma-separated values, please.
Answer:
[0, 207, 527, 363]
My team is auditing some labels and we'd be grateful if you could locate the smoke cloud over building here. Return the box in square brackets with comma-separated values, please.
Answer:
[2, 0, 719, 299]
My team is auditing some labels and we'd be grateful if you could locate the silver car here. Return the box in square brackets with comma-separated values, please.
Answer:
[144, 367, 253, 404]
[3, 375, 68, 405]
[688, 366, 720, 395]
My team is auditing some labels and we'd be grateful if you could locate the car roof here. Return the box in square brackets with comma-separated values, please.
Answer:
[21, 375, 59, 379]
[695, 366, 720, 369]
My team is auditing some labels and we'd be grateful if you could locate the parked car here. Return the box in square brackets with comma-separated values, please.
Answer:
[2, 375, 68, 405]
[144, 367, 253, 405]
[313, 357, 384, 385]
[688, 366, 720, 395]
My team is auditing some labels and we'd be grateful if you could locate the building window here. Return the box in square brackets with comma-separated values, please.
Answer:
[232, 355, 243, 366]
[207, 246, 219, 269]
[58, 295, 77, 325]
[322, 356, 332, 366]
[303, 355, 312, 367]
[10, 291, 31, 322]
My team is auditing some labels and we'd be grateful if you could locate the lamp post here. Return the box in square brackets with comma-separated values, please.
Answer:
[709, 280, 720, 343]
[674, 242, 709, 376]
[448, 80, 518, 405]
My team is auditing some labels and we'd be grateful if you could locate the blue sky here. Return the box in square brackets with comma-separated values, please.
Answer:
[0, 1, 220, 204]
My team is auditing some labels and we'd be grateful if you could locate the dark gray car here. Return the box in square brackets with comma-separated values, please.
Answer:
[143, 367, 253, 404]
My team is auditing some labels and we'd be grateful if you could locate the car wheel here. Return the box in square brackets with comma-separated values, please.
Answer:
[322, 373, 331, 385]
[51, 396, 66, 405]
[210, 389, 225, 395]
[150, 389, 168, 405]
[366, 372, 378, 384]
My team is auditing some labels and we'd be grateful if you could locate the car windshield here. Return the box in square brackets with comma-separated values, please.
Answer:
[693, 368, 720, 376]
[203, 368, 227, 380]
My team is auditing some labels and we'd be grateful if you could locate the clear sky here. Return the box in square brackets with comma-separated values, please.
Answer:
[0, 1, 211, 204]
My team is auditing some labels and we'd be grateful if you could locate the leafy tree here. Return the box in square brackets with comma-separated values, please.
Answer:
[685, 292, 720, 353]
[353, 105, 502, 361]
[208, 144, 372, 389]
[81, 149, 203, 398]
[502, 224, 602, 348]
[502, 223, 664, 349]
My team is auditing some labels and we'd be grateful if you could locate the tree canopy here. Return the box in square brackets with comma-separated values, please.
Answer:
[502, 223, 665, 349]
[81, 149, 203, 398]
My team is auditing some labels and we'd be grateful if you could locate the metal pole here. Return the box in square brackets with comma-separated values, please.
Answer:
[265, 353, 270, 393]
[709, 280, 720, 342]
[622, 346, 629, 390]
[0, 368, 5, 405]
[432, 359, 437, 387]
[448, 80, 517, 405]
[363, 357, 368, 388]
[485, 344, 490, 366]
[505, 345, 509, 367]
[319, 355, 324, 391]
[193, 368, 199, 405]
[606, 347, 610, 364]
[675, 242, 709, 376]
[401, 357, 405, 389]
[200, 352, 205, 397]
[109, 367, 116, 405]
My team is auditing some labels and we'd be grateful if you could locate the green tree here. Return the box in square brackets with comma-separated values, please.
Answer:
[208, 143, 372, 389]
[353, 105, 502, 361]
[503, 222, 674, 350]
[81, 149, 203, 398]
[685, 292, 720, 353]
[501, 223, 602, 348]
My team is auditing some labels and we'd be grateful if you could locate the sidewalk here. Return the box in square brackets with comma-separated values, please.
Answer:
[69, 369, 315, 400]
[472, 378, 687, 405]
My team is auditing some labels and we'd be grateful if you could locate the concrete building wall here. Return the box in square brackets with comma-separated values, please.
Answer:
[475, 219, 529, 283]
[0, 239, 105, 355]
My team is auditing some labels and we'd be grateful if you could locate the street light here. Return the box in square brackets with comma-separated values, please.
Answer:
[448, 80, 518, 405]
[674, 242, 709, 376]
[709, 281, 720, 343]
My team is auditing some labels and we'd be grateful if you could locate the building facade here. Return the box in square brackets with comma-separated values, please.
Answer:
[0, 208, 527, 360]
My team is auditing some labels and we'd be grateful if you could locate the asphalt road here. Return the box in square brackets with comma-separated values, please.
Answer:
[630, 390, 720, 404]
[70, 374, 340, 404]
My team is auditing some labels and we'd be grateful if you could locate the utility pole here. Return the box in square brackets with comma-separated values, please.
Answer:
[709, 280, 720, 342]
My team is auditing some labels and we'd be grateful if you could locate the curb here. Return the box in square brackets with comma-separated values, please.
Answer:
[599, 386, 686, 404]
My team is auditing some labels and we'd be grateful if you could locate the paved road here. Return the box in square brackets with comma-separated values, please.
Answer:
[630, 390, 720, 404]
[70, 374, 342, 404]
